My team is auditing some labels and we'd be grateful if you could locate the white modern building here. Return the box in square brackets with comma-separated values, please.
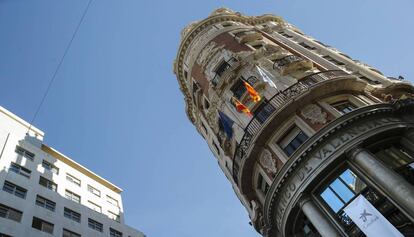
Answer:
[0, 106, 145, 237]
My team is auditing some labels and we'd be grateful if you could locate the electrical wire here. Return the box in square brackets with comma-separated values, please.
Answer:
[27, 0, 94, 134]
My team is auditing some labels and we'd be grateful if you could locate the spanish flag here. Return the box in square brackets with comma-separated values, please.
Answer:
[243, 81, 261, 102]
[232, 97, 252, 116]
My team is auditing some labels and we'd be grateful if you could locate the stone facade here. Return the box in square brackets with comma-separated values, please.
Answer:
[174, 8, 414, 237]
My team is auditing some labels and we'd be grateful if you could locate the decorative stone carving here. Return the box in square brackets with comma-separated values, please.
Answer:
[205, 94, 222, 134]
[181, 21, 199, 39]
[381, 93, 395, 103]
[185, 26, 219, 67]
[204, 48, 233, 80]
[300, 104, 327, 125]
[197, 41, 224, 67]
[209, 7, 235, 16]
[260, 149, 277, 174]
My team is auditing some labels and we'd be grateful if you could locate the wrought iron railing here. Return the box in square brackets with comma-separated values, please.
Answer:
[232, 70, 351, 183]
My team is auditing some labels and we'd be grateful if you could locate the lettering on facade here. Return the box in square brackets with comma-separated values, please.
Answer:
[274, 116, 402, 229]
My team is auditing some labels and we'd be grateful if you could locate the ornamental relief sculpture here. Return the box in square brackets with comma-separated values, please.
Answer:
[300, 104, 327, 125]
[204, 49, 233, 80]
[205, 94, 222, 134]
[185, 26, 219, 67]
[197, 41, 223, 67]
[259, 149, 277, 175]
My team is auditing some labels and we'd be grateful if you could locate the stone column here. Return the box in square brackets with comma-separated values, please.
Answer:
[348, 147, 414, 218]
[402, 129, 414, 154]
[299, 197, 341, 237]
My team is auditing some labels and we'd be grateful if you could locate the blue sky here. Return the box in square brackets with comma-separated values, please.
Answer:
[0, 0, 413, 236]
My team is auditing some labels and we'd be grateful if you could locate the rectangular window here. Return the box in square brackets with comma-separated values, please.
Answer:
[87, 185, 101, 197]
[88, 218, 103, 232]
[62, 229, 81, 237]
[254, 103, 276, 124]
[279, 32, 292, 38]
[63, 207, 81, 223]
[230, 79, 246, 100]
[0, 203, 23, 222]
[257, 173, 270, 195]
[322, 55, 345, 66]
[215, 60, 230, 77]
[299, 42, 316, 50]
[9, 162, 31, 178]
[65, 190, 81, 203]
[320, 169, 366, 213]
[108, 211, 120, 222]
[15, 146, 35, 160]
[87, 201, 101, 213]
[39, 176, 57, 192]
[331, 100, 357, 114]
[110, 228, 123, 237]
[2, 181, 27, 199]
[42, 160, 59, 174]
[279, 125, 309, 156]
[66, 173, 81, 187]
[35, 195, 56, 212]
[107, 195, 119, 207]
[32, 216, 54, 234]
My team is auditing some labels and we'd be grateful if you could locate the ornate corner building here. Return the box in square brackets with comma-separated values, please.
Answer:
[173, 8, 414, 237]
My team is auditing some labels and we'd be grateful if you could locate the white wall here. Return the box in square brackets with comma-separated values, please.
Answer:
[0, 107, 144, 237]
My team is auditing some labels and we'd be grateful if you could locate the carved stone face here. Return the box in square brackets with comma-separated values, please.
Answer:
[301, 104, 327, 125]
[260, 149, 277, 174]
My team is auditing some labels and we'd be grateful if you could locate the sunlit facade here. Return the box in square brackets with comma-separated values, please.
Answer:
[174, 8, 414, 237]
[0, 106, 144, 237]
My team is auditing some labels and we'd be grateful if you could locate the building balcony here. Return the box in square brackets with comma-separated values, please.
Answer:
[211, 57, 239, 88]
[231, 76, 263, 101]
[232, 70, 352, 184]
[234, 30, 263, 44]
[273, 55, 313, 75]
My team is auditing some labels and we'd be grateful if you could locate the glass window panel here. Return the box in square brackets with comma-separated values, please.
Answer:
[283, 146, 295, 156]
[14, 187, 26, 199]
[297, 131, 309, 143]
[290, 138, 302, 150]
[66, 174, 81, 187]
[8, 209, 22, 222]
[340, 169, 366, 193]
[321, 188, 344, 213]
[3, 182, 14, 194]
[107, 196, 119, 207]
[331, 179, 354, 203]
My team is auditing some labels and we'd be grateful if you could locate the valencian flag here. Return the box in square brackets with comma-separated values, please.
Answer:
[242, 80, 261, 102]
[232, 97, 252, 116]
[218, 111, 234, 139]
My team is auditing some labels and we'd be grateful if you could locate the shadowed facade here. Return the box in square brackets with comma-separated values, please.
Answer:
[173, 8, 414, 237]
